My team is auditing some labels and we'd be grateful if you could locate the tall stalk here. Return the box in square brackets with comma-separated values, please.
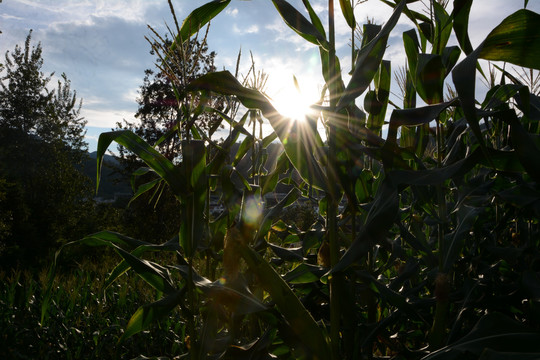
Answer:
[430, 114, 449, 350]
[327, 1, 342, 358]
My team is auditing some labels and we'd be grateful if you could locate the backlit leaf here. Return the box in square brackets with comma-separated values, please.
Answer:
[271, 0, 328, 48]
[337, 0, 406, 110]
[97, 130, 187, 199]
[478, 9, 540, 70]
[339, 0, 356, 29]
[177, 0, 231, 45]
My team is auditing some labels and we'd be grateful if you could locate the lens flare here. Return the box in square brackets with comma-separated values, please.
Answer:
[241, 196, 263, 227]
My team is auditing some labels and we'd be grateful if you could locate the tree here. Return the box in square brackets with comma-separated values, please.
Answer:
[116, 34, 225, 165]
[112, 32, 227, 244]
[0, 31, 91, 266]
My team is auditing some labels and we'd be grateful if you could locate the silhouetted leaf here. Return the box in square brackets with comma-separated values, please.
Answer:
[97, 130, 187, 199]
[416, 54, 445, 104]
[452, 0, 474, 54]
[271, 0, 328, 48]
[422, 313, 540, 359]
[187, 71, 328, 191]
[235, 242, 331, 359]
[337, 0, 406, 110]
[442, 206, 482, 272]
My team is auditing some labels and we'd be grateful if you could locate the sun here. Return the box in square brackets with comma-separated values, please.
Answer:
[271, 87, 315, 123]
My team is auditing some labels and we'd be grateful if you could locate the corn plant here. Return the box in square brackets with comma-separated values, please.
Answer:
[41, 0, 540, 359]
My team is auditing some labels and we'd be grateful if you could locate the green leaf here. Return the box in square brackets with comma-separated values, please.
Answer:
[332, 179, 399, 273]
[208, 111, 250, 175]
[478, 9, 540, 70]
[337, 0, 406, 110]
[104, 237, 183, 290]
[432, 1, 452, 54]
[367, 60, 391, 132]
[415, 54, 445, 104]
[362, 24, 382, 48]
[114, 246, 176, 294]
[441, 46, 461, 76]
[503, 109, 540, 183]
[380, 0, 431, 25]
[97, 130, 187, 199]
[82, 230, 152, 250]
[257, 188, 301, 244]
[177, 0, 231, 44]
[452, 0, 474, 54]
[386, 98, 458, 146]
[271, 0, 328, 49]
[283, 263, 327, 284]
[268, 243, 304, 262]
[199, 280, 268, 315]
[339, 0, 356, 29]
[403, 29, 420, 77]
[187, 71, 328, 191]
[235, 242, 331, 359]
[41, 232, 172, 325]
[301, 0, 326, 38]
[233, 133, 255, 166]
[120, 289, 185, 343]
[179, 140, 207, 256]
[128, 178, 162, 206]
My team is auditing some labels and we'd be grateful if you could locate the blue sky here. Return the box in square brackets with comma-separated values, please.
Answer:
[1, 0, 539, 152]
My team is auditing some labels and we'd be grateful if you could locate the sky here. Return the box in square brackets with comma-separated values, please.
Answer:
[1, 0, 539, 152]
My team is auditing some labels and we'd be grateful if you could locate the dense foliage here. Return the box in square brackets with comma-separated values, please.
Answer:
[112, 31, 229, 245]
[0, 32, 91, 266]
[37, 0, 540, 359]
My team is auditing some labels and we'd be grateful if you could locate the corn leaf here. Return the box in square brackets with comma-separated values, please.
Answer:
[441, 206, 482, 273]
[367, 60, 391, 132]
[432, 1, 452, 54]
[331, 179, 399, 273]
[452, 0, 474, 54]
[423, 313, 540, 359]
[177, 0, 231, 45]
[403, 29, 420, 77]
[339, 0, 356, 29]
[337, 0, 405, 110]
[187, 71, 328, 191]
[179, 140, 207, 256]
[97, 130, 187, 199]
[478, 9, 540, 70]
[120, 289, 185, 343]
[415, 54, 445, 104]
[235, 242, 331, 359]
[301, 0, 326, 38]
[271, 0, 328, 49]
[114, 246, 176, 295]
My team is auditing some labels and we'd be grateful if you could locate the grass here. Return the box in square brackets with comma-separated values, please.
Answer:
[0, 252, 186, 359]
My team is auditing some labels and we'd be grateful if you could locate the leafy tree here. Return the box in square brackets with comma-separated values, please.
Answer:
[0, 31, 91, 266]
[116, 36, 224, 165]
[113, 33, 226, 244]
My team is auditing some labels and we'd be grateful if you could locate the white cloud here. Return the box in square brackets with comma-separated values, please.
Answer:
[82, 107, 136, 128]
[233, 24, 260, 35]
[226, 8, 239, 17]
